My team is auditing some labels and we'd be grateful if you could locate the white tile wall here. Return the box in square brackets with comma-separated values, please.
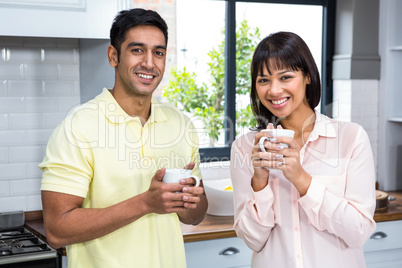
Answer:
[26, 129, 54, 145]
[0, 64, 24, 79]
[0, 148, 8, 163]
[0, 37, 80, 212]
[0, 98, 25, 113]
[7, 47, 41, 63]
[8, 80, 43, 97]
[332, 79, 379, 172]
[0, 80, 6, 96]
[10, 179, 41, 195]
[0, 114, 7, 130]
[0, 181, 9, 197]
[0, 130, 25, 146]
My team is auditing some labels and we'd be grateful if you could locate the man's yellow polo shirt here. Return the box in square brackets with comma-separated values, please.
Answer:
[39, 88, 201, 268]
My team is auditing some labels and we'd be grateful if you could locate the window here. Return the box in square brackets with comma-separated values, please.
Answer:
[144, 0, 335, 162]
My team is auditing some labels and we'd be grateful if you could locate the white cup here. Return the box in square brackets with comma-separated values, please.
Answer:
[162, 169, 200, 187]
[259, 129, 295, 152]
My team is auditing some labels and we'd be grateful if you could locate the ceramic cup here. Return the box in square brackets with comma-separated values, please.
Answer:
[259, 129, 295, 152]
[258, 129, 295, 170]
[162, 169, 200, 187]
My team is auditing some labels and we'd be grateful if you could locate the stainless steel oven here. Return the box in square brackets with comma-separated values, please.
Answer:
[0, 211, 59, 268]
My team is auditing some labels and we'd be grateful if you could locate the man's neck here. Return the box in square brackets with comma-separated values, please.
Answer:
[110, 88, 152, 125]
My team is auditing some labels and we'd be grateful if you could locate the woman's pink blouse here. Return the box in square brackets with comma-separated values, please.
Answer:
[230, 111, 376, 268]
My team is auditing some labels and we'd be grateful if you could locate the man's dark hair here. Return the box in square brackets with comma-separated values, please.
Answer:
[110, 8, 168, 60]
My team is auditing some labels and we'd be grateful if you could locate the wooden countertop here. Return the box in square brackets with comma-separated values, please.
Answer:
[181, 215, 235, 242]
[24, 214, 235, 245]
[24, 191, 402, 255]
[373, 191, 402, 222]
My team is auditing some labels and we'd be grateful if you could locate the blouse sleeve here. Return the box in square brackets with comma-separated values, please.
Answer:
[230, 134, 277, 252]
[299, 125, 377, 248]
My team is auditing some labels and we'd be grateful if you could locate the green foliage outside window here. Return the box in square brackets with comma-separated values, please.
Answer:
[163, 21, 260, 146]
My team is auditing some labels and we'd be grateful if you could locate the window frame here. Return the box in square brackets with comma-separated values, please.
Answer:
[199, 0, 336, 162]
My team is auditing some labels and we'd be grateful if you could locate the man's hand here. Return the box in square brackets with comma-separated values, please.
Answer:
[179, 162, 208, 225]
[144, 168, 189, 214]
[143, 163, 208, 224]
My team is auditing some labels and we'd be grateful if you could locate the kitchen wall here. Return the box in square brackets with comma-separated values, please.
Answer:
[332, 80, 379, 169]
[331, 0, 380, 175]
[0, 37, 81, 212]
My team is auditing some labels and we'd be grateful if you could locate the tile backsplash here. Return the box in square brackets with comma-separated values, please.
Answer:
[0, 37, 80, 212]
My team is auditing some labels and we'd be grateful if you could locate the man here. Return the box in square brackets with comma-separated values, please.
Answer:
[39, 8, 208, 268]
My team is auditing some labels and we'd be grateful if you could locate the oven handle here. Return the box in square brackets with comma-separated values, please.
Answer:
[0, 251, 58, 265]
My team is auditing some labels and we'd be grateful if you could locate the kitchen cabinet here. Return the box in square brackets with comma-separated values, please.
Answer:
[185, 237, 252, 268]
[60, 237, 252, 268]
[378, 0, 402, 190]
[364, 220, 402, 268]
[0, 0, 133, 39]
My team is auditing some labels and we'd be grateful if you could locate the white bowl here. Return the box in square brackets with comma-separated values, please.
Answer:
[203, 178, 234, 216]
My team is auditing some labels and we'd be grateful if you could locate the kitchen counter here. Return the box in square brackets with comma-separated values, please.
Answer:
[24, 191, 402, 255]
[373, 191, 402, 222]
[181, 215, 235, 242]
[24, 213, 235, 255]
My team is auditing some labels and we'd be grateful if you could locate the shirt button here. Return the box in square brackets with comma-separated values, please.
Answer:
[294, 227, 299, 232]
[302, 202, 306, 207]
[293, 200, 298, 205]
[297, 254, 301, 259]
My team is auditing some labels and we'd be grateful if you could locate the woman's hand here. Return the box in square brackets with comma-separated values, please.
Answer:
[273, 135, 312, 196]
[251, 123, 275, 191]
[254, 125, 312, 196]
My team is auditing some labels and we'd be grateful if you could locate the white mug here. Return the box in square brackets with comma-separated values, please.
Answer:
[162, 169, 200, 187]
[259, 129, 295, 152]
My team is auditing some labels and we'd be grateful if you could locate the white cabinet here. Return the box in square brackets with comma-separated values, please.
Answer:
[364, 220, 402, 267]
[378, 0, 402, 190]
[185, 237, 252, 268]
[0, 0, 133, 38]
[61, 237, 252, 268]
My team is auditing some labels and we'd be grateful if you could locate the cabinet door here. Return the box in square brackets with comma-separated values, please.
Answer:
[185, 237, 252, 268]
[0, 0, 132, 38]
[364, 220, 402, 268]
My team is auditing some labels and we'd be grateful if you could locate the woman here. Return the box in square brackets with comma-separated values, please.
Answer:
[230, 32, 376, 268]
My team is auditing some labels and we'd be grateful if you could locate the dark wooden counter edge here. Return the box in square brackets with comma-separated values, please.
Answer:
[24, 191, 402, 256]
[373, 191, 402, 222]
[181, 215, 236, 243]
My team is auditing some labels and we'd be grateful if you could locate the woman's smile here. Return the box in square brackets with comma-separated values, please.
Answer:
[269, 97, 289, 108]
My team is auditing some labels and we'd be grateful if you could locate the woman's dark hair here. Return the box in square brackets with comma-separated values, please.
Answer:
[250, 31, 321, 129]
[110, 8, 168, 61]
